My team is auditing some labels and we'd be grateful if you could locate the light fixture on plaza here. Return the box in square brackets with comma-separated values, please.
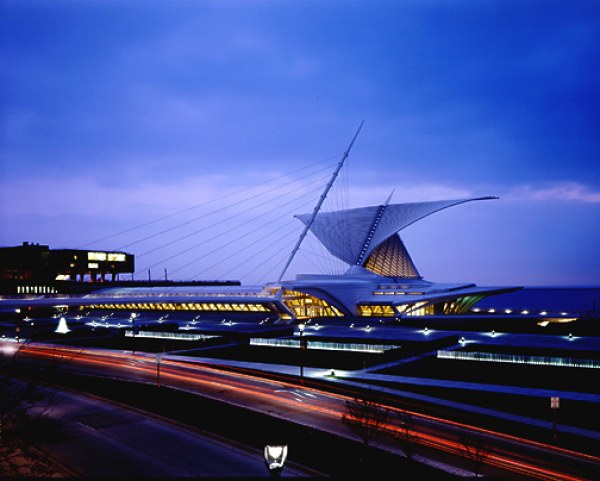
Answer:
[424, 326, 428, 333]
[460, 336, 465, 344]
[55, 317, 71, 334]
[263, 445, 288, 477]
[491, 330, 496, 337]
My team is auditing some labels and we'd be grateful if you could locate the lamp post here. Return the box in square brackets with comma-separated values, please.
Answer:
[130, 312, 138, 336]
[551, 396, 560, 442]
[298, 323, 306, 385]
[130, 312, 139, 356]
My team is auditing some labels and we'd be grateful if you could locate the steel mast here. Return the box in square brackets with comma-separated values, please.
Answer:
[277, 121, 364, 282]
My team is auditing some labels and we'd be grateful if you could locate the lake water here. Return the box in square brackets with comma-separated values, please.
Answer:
[476, 286, 600, 315]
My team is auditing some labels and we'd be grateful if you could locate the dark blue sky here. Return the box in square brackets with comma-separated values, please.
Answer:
[1, 0, 599, 286]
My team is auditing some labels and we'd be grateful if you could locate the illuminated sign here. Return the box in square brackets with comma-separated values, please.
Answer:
[107, 253, 126, 262]
[88, 262, 99, 269]
[88, 252, 107, 261]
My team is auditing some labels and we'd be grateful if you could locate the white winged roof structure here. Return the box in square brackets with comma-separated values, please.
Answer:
[274, 194, 520, 319]
[296, 196, 497, 277]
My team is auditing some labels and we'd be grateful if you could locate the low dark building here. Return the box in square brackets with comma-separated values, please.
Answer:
[0, 242, 134, 295]
[0, 242, 240, 297]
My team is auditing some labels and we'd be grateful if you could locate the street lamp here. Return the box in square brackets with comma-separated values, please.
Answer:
[298, 323, 306, 385]
[264, 445, 288, 477]
[551, 396, 560, 442]
[130, 312, 138, 337]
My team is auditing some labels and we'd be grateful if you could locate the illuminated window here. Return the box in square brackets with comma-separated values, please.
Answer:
[107, 253, 126, 262]
[438, 295, 484, 315]
[405, 303, 434, 316]
[88, 262, 99, 269]
[358, 304, 395, 317]
[282, 290, 343, 319]
[88, 252, 107, 261]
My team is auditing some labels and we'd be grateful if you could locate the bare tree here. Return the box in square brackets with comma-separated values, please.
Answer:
[342, 395, 390, 448]
[458, 428, 491, 478]
[342, 394, 389, 473]
[394, 409, 419, 475]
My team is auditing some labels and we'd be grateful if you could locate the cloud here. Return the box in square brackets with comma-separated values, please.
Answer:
[505, 182, 600, 203]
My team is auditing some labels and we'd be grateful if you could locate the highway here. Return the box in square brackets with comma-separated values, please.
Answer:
[8, 341, 600, 480]
[28, 387, 319, 477]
